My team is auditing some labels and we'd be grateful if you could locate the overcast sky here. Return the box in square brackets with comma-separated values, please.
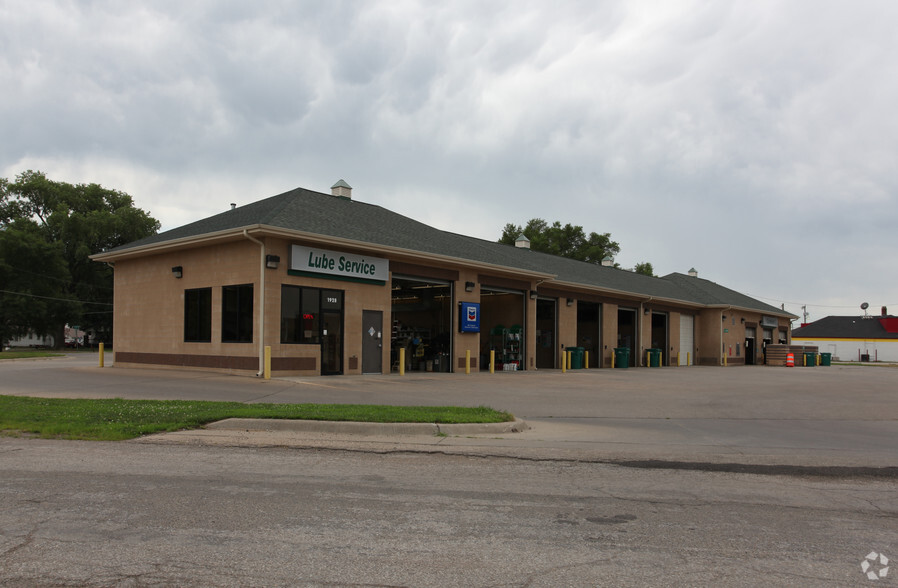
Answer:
[3, 1, 896, 321]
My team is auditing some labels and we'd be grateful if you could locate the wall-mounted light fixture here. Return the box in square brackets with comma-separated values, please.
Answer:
[172, 266, 183, 279]
[465, 281, 476, 292]
[722, 315, 727, 321]
[265, 254, 280, 269]
[530, 290, 538, 300]
[566, 298, 574, 306]
[644, 307, 650, 315]
[741, 317, 745, 324]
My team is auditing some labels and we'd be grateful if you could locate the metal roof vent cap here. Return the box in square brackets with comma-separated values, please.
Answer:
[688, 267, 698, 277]
[331, 179, 352, 199]
[515, 235, 530, 249]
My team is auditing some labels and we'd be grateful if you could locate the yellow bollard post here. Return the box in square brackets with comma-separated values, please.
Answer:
[724, 353, 728, 367]
[677, 352, 680, 367]
[568, 351, 572, 370]
[646, 351, 650, 367]
[584, 350, 589, 369]
[562, 351, 567, 373]
[263, 345, 271, 380]
[611, 350, 615, 369]
[98, 342, 104, 368]
[465, 350, 471, 374]
[490, 350, 495, 374]
[399, 348, 405, 375]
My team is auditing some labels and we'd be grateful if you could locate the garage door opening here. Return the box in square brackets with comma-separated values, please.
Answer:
[651, 312, 668, 366]
[481, 287, 525, 371]
[577, 301, 601, 368]
[617, 308, 637, 367]
[536, 298, 557, 369]
[391, 276, 452, 373]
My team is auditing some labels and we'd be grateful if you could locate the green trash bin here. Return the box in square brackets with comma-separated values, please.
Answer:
[648, 348, 662, 367]
[820, 352, 832, 366]
[803, 352, 817, 367]
[614, 347, 630, 369]
[570, 347, 584, 369]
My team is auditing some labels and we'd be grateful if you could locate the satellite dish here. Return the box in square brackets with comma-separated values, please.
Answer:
[861, 302, 869, 310]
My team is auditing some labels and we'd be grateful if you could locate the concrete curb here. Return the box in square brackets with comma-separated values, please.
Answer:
[204, 418, 530, 436]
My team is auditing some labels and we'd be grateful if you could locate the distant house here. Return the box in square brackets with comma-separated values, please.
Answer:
[791, 308, 898, 362]
[6, 326, 88, 349]
[6, 331, 55, 348]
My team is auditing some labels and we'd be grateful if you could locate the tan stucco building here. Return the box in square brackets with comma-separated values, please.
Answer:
[91, 182, 796, 376]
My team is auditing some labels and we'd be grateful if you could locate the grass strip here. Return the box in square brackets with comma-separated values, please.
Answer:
[0, 396, 513, 441]
[0, 350, 65, 360]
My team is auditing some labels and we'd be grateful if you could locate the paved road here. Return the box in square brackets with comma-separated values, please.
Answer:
[1, 438, 895, 587]
[2, 353, 897, 468]
[2, 355, 897, 586]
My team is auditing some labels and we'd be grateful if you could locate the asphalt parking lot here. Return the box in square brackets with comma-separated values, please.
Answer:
[2, 353, 897, 470]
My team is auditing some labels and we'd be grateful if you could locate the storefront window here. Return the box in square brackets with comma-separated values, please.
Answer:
[184, 288, 211, 342]
[281, 285, 321, 344]
[222, 284, 253, 343]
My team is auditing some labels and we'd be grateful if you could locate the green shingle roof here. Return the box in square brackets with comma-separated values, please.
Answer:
[661, 272, 786, 315]
[102, 185, 791, 315]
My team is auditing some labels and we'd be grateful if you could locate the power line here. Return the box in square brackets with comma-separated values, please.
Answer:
[0, 289, 113, 306]
[747, 294, 898, 310]
[0, 261, 114, 290]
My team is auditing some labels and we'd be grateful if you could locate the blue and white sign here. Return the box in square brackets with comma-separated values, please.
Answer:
[291, 245, 389, 282]
[459, 302, 480, 333]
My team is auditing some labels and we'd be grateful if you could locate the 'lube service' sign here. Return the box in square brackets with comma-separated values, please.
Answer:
[290, 245, 389, 282]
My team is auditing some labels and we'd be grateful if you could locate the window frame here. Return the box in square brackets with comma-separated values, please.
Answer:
[281, 285, 321, 345]
[221, 284, 254, 343]
[183, 287, 212, 343]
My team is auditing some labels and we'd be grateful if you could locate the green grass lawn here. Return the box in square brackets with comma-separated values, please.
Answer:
[0, 350, 66, 360]
[0, 396, 514, 441]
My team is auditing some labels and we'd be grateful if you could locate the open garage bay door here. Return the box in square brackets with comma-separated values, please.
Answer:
[481, 286, 526, 371]
[391, 275, 452, 373]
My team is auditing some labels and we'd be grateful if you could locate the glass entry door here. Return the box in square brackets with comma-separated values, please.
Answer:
[320, 290, 343, 375]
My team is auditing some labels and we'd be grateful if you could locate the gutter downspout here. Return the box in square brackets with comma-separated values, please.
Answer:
[243, 230, 266, 376]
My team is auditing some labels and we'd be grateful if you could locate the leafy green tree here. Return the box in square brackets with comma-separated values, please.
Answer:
[633, 262, 655, 277]
[0, 170, 160, 348]
[0, 220, 77, 347]
[499, 219, 621, 265]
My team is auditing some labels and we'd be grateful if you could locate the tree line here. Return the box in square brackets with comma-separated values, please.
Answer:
[498, 219, 654, 276]
[0, 170, 159, 349]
